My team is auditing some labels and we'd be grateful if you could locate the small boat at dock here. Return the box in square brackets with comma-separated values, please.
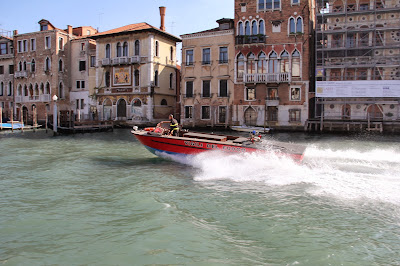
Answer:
[131, 124, 306, 162]
[231, 125, 271, 134]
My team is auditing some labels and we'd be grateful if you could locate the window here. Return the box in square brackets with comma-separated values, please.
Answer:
[169, 73, 173, 89]
[252, 21, 258, 35]
[105, 44, 111, 58]
[218, 106, 227, 123]
[292, 50, 300, 77]
[45, 36, 51, 49]
[90, 56, 96, 67]
[76, 81, 85, 89]
[296, 18, 303, 33]
[155, 41, 159, 56]
[219, 80, 228, 97]
[280, 51, 289, 73]
[260, 0, 280, 10]
[154, 70, 159, 86]
[116, 42, 122, 57]
[247, 53, 256, 74]
[202, 48, 211, 65]
[0, 65, 3, 75]
[259, 20, 265, 35]
[134, 40, 140, 55]
[79, 61, 86, 71]
[31, 39, 36, 51]
[41, 24, 48, 31]
[45, 82, 50, 94]
[246, 87, 256, 101]
[289, 17, 303, 33]
[290, 87, 301, 101]
[134, 70, 140, 86]
[45, 57, 51, 71]
[245, 21, 250, 35]
[170, 46, 174, 61]
[9, 65, 14, 74]
[161, 99, 167, 106]
[31, 59, 36, 73]
[105, 72, 111, 87]
[289, 18, 296, 33]
[186, 81, 193, 97]
[238, 21, 244, 35]
[0, 82, 3, 96]
[219, 47, 228, 64]
[292, 0, 299, 4]
[59, 82, 64, 99]
[185, 106, 193, 119]
[268, 51, 278, 73]
[23, 40, 28, 52]
[17, 41, 22, 53]
[23, 61, 27, 71]
[257, 52, 267, 74]
[8, 82, 12, 96]
[202, 80, 211, 97]
[59, 37, 64, 50]
[201, 106, 210, 120]
[186, 49, 194, 66]
[236, 53, 245, 81]
[123, 42, 128, 57]
[0, 43, 7, 55]
[59, 59, 63, 72]
[289, 109, 301, 122]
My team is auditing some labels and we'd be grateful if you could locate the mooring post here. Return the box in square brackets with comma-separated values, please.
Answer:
[53, 95, 58, 134]
[20, 109, 24, 133]
[0, 106, 3, 130]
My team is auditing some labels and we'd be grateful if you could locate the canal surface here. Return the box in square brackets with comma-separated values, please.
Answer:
[1, 129, 400, 265]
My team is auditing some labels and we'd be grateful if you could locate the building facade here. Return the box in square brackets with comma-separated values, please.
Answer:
[180, 19, 235, 128]
[92, 18, 181, 124]
[314, 0, 400, 132]
[233, 0, 314, 130]
[0, 34, 14, 119]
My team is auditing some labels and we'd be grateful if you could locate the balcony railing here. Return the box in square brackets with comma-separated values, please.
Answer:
[15, 71, 28, 78]
[244, 73, 291, 83]
[111, 57, 130, 65]
[40, 94, 51, 102]
[235, 35, 266, 45]
[130, 56, 147, 64]
[101, 58, 111, 66]
[100, 56, 147, 66]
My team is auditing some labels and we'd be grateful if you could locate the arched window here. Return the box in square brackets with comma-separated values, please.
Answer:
[24, 85, 28, 96]
[280, 51, 290, 73]
[259, 20, 265, 35]
[59, 82, 64, 99]
[105, 44, 111, 58]
[116, 42, 122, 57]
[296, 17, 303, 33]
[123, 42, 128, 57]
[257, 52, 267, 74]
[161, 99, 167, 106]
[34, 84, 39, 96]
[247, 53, 256, 74]
[134, 40, 140, 55]
[134, 70, 140, 86]
[18, 85, 22, 96]
[23, 61, 27, 71]
[292, 50, 300, 77]
[289, 18, 296, 33]
[133, 99, 141, 107]
[154, 70, 159, 86]
[59, 59, 63, 72]
[238, 21, 244, 35]
[40, 83, 44, 94]
[169, 73, 174, 88]
[45, 82, 50, 94]
[18, 61, 22, 72]
[237, 53, 245, 81]
[245, 21, 251, 35]
[29, 84, 33, 96]
[252, 21, 257, 35]
[155, 41, 159, 56]
[8, 82, 12, 96]
[31, 59, 35, 72]
[268, 51, 278, 73]
[105, 71, 111, 87]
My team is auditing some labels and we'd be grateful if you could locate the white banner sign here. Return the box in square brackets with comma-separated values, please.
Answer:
[316, 80, 400, 98]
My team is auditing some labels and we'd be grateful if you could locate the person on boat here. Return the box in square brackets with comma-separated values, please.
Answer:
[168, 114, 179, 136]
[250, 130, 261, 143]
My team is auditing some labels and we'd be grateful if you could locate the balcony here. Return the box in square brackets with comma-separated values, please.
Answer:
[40, 94, 51, 102]
[101, 58, 111, 66]
[111, 57, 130, 65]
[244, 73, 291, 83]
[130, 56, 147, 64]
[235, 35, 266, 45]
[15, 71, 28, 78]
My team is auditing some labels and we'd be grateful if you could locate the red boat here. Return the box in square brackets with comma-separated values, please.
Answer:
[131, 123, 306, 162]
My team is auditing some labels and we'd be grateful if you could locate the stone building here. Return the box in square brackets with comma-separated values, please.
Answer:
[233, 0, 314, 130]
[13, 19, 96, 123]
[180, 18, 235, 128]
[0, 33, 14, 119]
[313, 0, 400, 132]
[91, 7, 181, 124]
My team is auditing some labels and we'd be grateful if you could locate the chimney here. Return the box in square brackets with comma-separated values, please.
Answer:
[159, 6, 166, 31]
[13, 30, 18, 36]
[67, 25, 73, 36]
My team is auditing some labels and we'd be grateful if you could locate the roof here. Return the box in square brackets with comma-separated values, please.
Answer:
[90, 22, 181, 42]
[0, 35, 13, 41]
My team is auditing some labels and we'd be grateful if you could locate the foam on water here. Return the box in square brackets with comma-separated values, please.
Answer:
[183, 146, 400, 206]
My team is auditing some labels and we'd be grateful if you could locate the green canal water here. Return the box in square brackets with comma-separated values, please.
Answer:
[1, 129, 400, 265]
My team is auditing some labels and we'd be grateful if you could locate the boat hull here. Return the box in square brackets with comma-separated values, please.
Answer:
[132, 131, 304, 162]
